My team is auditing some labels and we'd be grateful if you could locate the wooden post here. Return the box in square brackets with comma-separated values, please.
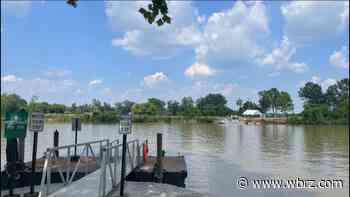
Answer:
[155, 133, 163, 182]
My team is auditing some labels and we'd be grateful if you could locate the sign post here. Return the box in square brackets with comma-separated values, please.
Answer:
[71, 117, 81, 162]
[119, 113, 132, 197]
[4, 110, 28, 197]
[25, 112, 44, 197]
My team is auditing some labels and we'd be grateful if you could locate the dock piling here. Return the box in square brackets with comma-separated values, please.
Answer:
[155, 133, 163, 183]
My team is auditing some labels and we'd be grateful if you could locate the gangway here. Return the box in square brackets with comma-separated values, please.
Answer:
[37, 139, 142, 197]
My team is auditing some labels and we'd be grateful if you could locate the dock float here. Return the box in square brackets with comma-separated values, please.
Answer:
[126, 156, 187, 187]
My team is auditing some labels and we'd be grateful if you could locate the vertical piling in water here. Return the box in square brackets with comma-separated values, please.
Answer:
[155, 133, 163, 183]
[54, 130, 59, 158]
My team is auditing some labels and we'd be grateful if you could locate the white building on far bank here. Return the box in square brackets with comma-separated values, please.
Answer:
[242, 109, 263, 117]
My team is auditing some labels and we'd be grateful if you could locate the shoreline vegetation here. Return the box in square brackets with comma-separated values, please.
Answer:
[45, 113, 221, 123]
[1, 78, 348, 126]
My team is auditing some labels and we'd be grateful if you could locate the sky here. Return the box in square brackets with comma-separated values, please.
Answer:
[1, 0, 349, 112]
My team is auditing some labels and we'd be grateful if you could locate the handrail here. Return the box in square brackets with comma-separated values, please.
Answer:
[98, 139, 142, 197]
[39, 139, 110, 197]
[38, 139, 142, 197]
[47, 139, 109, 151]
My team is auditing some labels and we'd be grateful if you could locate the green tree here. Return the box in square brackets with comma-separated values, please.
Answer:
[236, 98, 243, 110]
[278, 91, 294, 113]
[302, 104, 330, 124]
[298, 82, 324, 105]
[167, 100, 180, 115]
[180, 97, 197, 117]
[27, 95, 39, 112]
[71, 102, 77, 113]
[196, 94, 229, 116]
[131, 103, 147, 115]
[258, 91, 271, 113]
[147, 98, 165, 115]
[325, 84, 338, 111]
[258, 88, 290, 116]
[1, 93, 27, 115]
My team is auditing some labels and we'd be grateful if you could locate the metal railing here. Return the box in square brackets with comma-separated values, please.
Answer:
[98, 139, 142, 197]
[38, 139, 109, 197]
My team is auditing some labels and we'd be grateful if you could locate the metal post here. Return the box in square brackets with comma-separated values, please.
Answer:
[74, 119, 78, 158]
[119, 134, 127, 196]
[155, 133, 163, 183]
[54, 130, 59, 158]
[5, 138, 20, 197]
[18, 138, 25, 162]
[25, 132, 39, 197]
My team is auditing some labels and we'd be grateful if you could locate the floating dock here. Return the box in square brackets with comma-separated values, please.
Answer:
[126, 156, 187, 187]
[1, 156, 99, 190]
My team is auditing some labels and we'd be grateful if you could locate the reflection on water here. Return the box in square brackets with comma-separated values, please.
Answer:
[1, 121, 348, 197]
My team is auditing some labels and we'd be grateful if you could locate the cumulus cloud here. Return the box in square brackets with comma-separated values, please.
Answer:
[143, 72, 168, 87]
[89, 79, 103, 86]
[106, 1, 200, 57]
[107, 1, 270, 72]
[1, 74, 22, 82]
[329, 46, 349, 69]
[258, 36, 308, 73]
[184, 62, 216, 77]
[194, 1, 269, 66]
[1, 77, 81, 103]
[281, 1, 348, 43]
[299, 76, 337, 91]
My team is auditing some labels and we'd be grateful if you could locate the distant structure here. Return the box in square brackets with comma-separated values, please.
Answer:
[242, 109, 263, 117]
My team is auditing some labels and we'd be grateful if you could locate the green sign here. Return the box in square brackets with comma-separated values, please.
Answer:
[4, 110, 28, 139]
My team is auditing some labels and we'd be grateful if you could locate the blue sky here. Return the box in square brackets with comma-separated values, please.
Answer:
[1, 1, 349, 112]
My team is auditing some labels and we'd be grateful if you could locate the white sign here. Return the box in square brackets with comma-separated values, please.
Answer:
[119, 115, 132, 134]
[72, 117, 82, 131]
[29, 112, 45, 132]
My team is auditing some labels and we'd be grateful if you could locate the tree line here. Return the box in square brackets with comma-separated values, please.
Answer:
[235, 88, 294, 116]
[1, 77, 348, 124]
[296, 78, 349, 124]
[1, 93, 232, 120]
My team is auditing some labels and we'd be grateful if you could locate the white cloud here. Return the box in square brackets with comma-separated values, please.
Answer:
[184, 62, 216, 77]
[258, 36, 308, 73]
[106, 1, 200, 57]
[89, 80, 103, 86]
[106, 0, 270, 70]
[321, 78, 337, 90]
[329, 46, 349, 69]
[299, 76, 337, 91]
[281, 1, 348, 43]
[143, 72, 168, 87]
[194, 1, 269, 66]
[197, 15, 206, 24]
[1, 77, 81, 104]
[1, 74, 22, 82]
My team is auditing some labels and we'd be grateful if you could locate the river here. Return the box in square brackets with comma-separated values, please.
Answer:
[1, 121, 349, 197]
